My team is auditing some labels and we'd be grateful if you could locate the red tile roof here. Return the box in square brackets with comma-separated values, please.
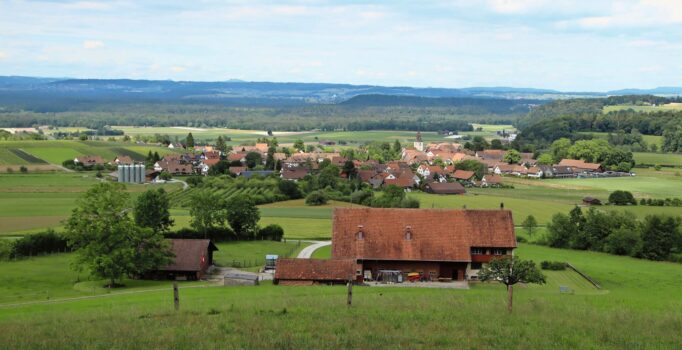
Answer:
[331, 208, 516, 262]
[281, 168, 309, 180]
[275, 258, 356, 281]
[453, 170, 475, 180]
[558, 159, 602, 171]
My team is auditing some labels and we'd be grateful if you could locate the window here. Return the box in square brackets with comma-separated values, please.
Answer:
[470, 262, 482, 269]
[356, 225, 364, 240]
[470, 248, 484, 255]
[492, 249, 507, 255]
[404, 226, 412, 240]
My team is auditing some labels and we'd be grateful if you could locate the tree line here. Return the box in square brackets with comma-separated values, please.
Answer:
[546, 207, 682, 262]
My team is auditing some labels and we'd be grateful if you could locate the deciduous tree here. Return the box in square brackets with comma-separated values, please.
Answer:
[478, 256, 545, 312]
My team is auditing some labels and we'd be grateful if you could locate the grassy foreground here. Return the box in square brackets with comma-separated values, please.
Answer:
[0, 244, 680, 349]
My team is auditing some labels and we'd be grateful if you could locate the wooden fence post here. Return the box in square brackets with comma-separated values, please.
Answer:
[347, 280, 353, 307]
[173, 282, 180, 311]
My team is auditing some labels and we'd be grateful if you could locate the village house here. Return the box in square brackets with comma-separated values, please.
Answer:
[199, 158, 221, 175]
[228, 166, 247, 176]
[74, 155, 105, 166]
[112, 155, 134, 165]
[149, 239, 218, 280]
[582, 197, 602, 205]
[275, 208, 517, 284]
[550, 165, 577, 178]
[526, 166, 543, 178]
[416, 164, 445, 181]
[281, 168, 310, 181]
[154, 159, 194, 175]
[227, 152, 247, 164]
[424, 182, 466, 195]
[452, 170, 476, 183]
[480, 174, 503, 187]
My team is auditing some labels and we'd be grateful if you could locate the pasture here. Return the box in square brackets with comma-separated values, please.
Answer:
[634, 152, 682, 167]
[0, 243, 680, 348]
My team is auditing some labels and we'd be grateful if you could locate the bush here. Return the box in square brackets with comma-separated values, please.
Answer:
[11, 230, 69, 258]
[278, 180, 302, 199]
[540, 261, 567, 270]
[258, 224, 284, 241]
[0, 240, 12, 261]
[305, 190, 328, 206]
[608, 190, 636, 205]
[165, 227, 236, 242]
[185, 176, 204, 187]
[516, 236, 527, 243]
[19, 166, 28, 173]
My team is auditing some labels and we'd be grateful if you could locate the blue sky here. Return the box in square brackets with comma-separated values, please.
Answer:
[0, 0, 681, 91]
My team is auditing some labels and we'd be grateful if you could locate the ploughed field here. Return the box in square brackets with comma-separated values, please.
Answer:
[0, 243, 680, 349]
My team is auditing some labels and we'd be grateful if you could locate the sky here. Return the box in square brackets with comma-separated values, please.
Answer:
[0, 0, 681, 91]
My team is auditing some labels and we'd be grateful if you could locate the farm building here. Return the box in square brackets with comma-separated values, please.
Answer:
[558, 159, 603, 173]
[149, 239, 218, 280]
[276, 208, 517, 285]
[274, 258, 357, 285]
[424, 182, 466, 195]
[331, 208, 516, 282]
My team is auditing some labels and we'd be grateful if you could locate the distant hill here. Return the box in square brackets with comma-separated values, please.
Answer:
[340, 94, 542, 114]
[607, 87, 682, 96]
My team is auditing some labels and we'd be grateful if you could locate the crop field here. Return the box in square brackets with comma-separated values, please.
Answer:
[604, 103, 682, 113]
[0, 140, 181, 166]
[0, 243, 680, 348]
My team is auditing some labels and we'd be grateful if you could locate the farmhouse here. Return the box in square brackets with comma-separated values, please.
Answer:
[558, 159, 603, 173]
[332, 208, 516, 282]
[150, 239, 218, 280]
[276, 208, 517, 285]
[112, 155, 134, 165]
[480, 174, 503, 187]
[452, 169, 476, 182]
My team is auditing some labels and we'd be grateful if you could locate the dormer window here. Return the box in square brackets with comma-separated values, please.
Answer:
[404, 226, 412, 240]
[356, 225, 364, 240]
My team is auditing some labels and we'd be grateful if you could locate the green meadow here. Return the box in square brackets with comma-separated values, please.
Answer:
[0, 243, 680, 348]
[604, 103, 682, 113]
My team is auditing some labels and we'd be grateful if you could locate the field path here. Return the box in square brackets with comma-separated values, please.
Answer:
[297, 241, 331, 258]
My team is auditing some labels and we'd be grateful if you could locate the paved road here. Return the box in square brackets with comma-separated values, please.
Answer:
[167, 179, 189, 190]
[297, 241, 332, 258]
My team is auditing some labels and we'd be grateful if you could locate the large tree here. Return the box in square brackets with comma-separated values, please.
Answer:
[245, 151, 262, 169]
[224, 195, 260, 239]
[478, 256, 545, 312]
[503, 149, 521, 164]
[639, 215, 681, 261]
[64, 183, 172, 287]
[134, 188, 174, 233]
[189, 190, 226, 237]
[521, 215, 538, 238]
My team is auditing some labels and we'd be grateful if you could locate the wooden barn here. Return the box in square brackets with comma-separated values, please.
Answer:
[331, 208, 517, 282]
[274, 258, 356, 286]
[424, 182, 466, 195]
[149, 239, 218, 280]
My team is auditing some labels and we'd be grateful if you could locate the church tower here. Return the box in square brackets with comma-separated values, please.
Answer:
[414, 131, 424, 152]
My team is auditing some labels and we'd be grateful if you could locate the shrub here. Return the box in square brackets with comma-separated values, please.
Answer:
[11, 230, 68, 257]
[258, 224, 284, 241]
[185, 176, 204, 187]
[540, 261, 567, 270]
[165, 227, 236, 242]
[278, 180, 302, 199]
[0, 240, 12, 261]
[19, 166, 28, 173]
[305, 190, 328, 206]
[608, 190, 636, 205]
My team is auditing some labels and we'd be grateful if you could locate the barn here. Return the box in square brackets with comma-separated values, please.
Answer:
[331, 208, 517, 282]
[274, 258, 357, 286]
[150, 239, 218, 280]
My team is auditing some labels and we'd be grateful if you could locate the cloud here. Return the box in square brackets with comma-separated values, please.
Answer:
[64, 1, 113, 11]
[0, 51, 6, 60]
[560, 0, 682, 29]
[171, 66, 186, 73]
[82, 40, 104, 49]
[486, 0, 549, 14]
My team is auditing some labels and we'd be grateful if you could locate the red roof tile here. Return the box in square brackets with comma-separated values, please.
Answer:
[275, 258, 356, 281]
[331, 208, 516, 262]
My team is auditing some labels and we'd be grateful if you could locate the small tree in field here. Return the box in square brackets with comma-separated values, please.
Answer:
[521, 215, 538, 238]
[478, 256, 545, 312]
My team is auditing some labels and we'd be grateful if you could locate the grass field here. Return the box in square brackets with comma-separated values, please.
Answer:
[213, 241, 308, 268]
[0, 243, 680, 348]
[634, 152, 682, 167]
[580, 131, 663, 148]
